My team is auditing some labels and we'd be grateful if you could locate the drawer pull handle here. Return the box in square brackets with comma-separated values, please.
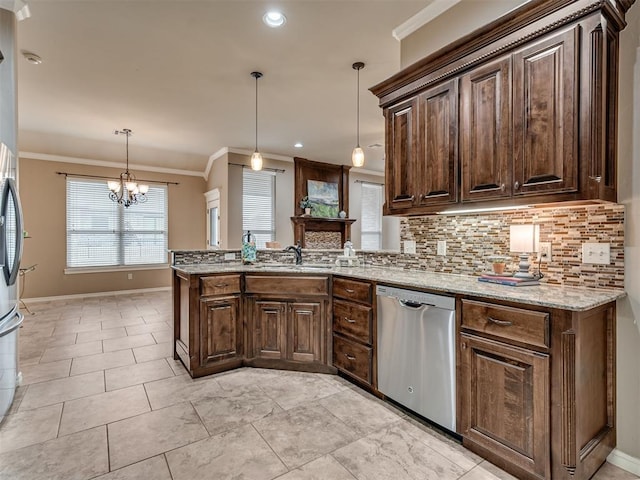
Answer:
[345, 288, 355, 293]
[344, 353, 356, 361]
[488, 317, 512, 327]
[345, 317, 356, 323]
[214, 283, 228, 288]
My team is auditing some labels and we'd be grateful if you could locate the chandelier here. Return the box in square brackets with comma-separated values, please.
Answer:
[107, 128, 148, 207]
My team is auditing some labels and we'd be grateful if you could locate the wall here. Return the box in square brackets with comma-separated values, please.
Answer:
[614, 2, 640, 464]
[19, 157, 206, 298]
[0, 8, 17, 154]
[400, 0, 528, 68]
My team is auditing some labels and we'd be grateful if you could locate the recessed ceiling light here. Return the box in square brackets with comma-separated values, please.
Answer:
[21, 50, 42, 65]
[294, 142, 303, 148]
[263, 11, 286, 28]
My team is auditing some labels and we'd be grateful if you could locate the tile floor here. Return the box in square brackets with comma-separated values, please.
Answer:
[0, 291, 637, 480]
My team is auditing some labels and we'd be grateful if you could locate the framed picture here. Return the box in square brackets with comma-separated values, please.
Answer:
[307, 180, 339, 218]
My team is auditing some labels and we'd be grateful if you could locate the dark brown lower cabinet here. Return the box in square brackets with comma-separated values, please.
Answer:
[200, 295, 242, 366]
[253, 300, 287, 360]
[459, 333, 549, 480]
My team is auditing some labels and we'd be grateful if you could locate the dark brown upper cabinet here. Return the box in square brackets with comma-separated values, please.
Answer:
[371, 0, 635, 215]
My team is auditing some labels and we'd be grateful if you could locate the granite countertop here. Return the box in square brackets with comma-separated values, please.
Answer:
[172, 263, 625, 312]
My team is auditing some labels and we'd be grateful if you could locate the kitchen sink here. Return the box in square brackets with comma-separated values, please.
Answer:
[251, 264, 332, 270]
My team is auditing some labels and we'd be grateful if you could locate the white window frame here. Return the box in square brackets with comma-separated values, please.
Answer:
[360, 182, 383, 251]
[242, 169, 276, 249]
[65, 176, 169, 273]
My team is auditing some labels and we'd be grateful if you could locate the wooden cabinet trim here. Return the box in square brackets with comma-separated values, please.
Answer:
[245, 275, 329, 296]
[332, 277, 372, 304]
[200, 274, 241, 296]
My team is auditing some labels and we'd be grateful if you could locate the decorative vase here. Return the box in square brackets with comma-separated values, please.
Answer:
[492, 262, 506, 274]
[304, 207, 311, 216]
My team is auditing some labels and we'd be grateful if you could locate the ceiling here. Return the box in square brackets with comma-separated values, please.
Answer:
[15, 0, 430, 175]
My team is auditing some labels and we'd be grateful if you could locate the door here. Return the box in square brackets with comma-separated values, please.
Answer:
[416, 79, 458, 207]
[253, 300, 286, 360]
[459, 333, 549, 478]
[385, 97, 417, 211]
[513, 27, 578, 196]
[461, 57, 512, 202]
[288, 301, 322, 363]
[199, 296, 241, 365]
[204, 188, 220, 249]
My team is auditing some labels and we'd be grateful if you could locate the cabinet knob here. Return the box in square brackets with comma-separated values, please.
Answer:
[501, 184, 505, 192]
[461, 342, 467, 350]
[514, 181, 520, 190]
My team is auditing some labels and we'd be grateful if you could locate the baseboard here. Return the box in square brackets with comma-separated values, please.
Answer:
[607, 448, 640, 476]
[23, 286, 171, 303]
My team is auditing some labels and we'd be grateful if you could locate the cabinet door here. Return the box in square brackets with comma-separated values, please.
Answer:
[416, 79, 458, 207]
[288, 302, 322, 363]
[253, 301, 286, 360]
[385, 97, 418, 211]
[461, 57, 512, 202]
[199, 296, 241, 365]
[459, 334, 549, 478]
[513, 27, 578, 196]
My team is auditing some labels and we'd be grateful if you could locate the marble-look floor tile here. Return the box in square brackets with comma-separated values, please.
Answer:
[105, 358, 175, 391]
[275, 455, 357, 480]
[132, 342, 172, 363]
[0, 403, 62, 453]
[144, 373, 223, 410]
[0, 426, 108, 480]
[124, 322, 169, 336]
[253, 403, 358, 469]
[332, 423, 467, 480]
[398, 418, 483, 471]
[70, 349, 135, 376]
[6, 385, 27, 415]
[214, 367, 282, 390]
[51, 321, 101, 336]
[459, 461, 519, 480]
[103, 333, 156, 352]
[165, 357, 188, 376]
[319, 388, 402, 436]
[108, 402, 208, 470]
[192, 384, 283, 435]
[19, 371, 105, 411]
[591, 462, 639, 480]
[166, 424, 287, 480]
[76, 327, 127, 344]
[151, 330, 172, 344]
[141, 313, 171, 324]
[20, 358, 71, 385]
[93, 455, 172, 480]
[39, 340, 103, 364]
[101, 317, 145, 329]
[254, 371, 346, 410]
[59, 384, 150, 436]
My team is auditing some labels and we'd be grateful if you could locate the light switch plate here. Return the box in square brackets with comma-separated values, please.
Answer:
[404, 240, 416, 255]
[437, 240, 447, 256]
[224, 253, 236, 261]
[538, 242, 552, 263]
[582, 243, 610, 265]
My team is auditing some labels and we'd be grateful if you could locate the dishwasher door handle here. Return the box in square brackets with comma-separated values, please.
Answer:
[398, 299, 431, 310]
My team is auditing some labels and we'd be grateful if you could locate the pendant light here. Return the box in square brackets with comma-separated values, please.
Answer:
[351, 61, 365, 168]
[107, 129, 148, 208]
[250, 71, 263, 171]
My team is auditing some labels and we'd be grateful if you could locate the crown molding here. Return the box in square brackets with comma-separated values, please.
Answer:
[393, 0, 463, 41]
[20, 151, 206, 178]
[226, 148, 294, 163]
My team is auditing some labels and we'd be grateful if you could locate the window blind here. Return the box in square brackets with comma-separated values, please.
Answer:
[242, 169, 275, 249]
[66, 177, 168, 268]
[360, 183, 383, 251]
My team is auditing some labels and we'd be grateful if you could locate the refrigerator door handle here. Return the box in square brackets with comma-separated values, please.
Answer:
[1, 178, 23, 286]
[0, 310, 23, 338]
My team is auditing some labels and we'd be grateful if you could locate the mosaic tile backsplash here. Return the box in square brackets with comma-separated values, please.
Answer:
[173, 203, 624, 290]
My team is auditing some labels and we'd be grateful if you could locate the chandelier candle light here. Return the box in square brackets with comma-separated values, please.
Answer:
[107, 128, 148, 207]
[250, 71, 263, 171]
[351, 61, 365, 168]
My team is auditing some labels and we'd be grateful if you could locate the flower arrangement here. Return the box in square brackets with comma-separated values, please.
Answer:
[299, 196, 312, 209]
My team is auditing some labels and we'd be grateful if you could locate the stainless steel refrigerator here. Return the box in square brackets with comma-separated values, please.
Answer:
[0, 142, 23, 420]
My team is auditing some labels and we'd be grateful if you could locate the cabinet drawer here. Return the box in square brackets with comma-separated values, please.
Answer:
[333, 277, 372, 304]
[333, 299, 372, 345]
[461, 299, 549, 349]
[200, 275, 241, 296]
[245, 275, 328, 296]
[333, 335, 372, 385]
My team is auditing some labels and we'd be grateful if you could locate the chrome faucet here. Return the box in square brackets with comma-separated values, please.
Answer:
[285, 242, 303, 265]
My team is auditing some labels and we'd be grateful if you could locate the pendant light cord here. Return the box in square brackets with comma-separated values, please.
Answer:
[356, 66, 360, 148]
[255, 74, 258, 151]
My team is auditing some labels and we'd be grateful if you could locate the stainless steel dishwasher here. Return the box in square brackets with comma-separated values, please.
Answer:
[376, 285, 456, 432]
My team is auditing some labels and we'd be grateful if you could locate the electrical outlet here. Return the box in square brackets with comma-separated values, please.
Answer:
[582, 243, 610, 265]
[403, 240, 416, 255]
[437, 240, 447, 256]
[538, 242, 552, 262]
[127, 273, 133, 280]
[224, 253, 236, 261]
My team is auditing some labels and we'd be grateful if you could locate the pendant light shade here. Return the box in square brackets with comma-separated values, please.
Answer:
[250, 71, 263, 171]
[351, 61, 365, 168]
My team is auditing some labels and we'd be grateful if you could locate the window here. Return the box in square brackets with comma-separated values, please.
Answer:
[66, 177, 168, 268]
[242, 169, 275, 249]
[360, 182, 383, 250]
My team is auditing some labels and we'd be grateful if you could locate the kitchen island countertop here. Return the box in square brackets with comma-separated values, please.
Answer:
[172, 263, 624, 311]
